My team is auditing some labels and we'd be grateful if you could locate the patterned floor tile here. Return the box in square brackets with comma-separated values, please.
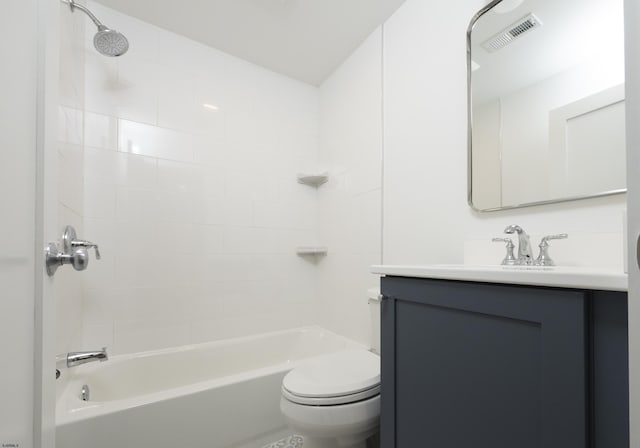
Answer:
[261, 434, 304, 448]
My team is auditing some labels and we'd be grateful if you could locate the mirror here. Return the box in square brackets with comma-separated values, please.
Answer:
[467, 0, 626, 211]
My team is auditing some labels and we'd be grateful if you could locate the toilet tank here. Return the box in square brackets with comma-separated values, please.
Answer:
[367, 287, 381, 354]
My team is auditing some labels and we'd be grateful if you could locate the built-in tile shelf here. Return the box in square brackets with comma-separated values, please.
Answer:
[296, 246, 328, 256]
[297, 172, 328, 187]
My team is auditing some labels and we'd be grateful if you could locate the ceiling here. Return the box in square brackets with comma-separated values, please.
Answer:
[470, 0, 624, 103]
[94, 0, 406, 86]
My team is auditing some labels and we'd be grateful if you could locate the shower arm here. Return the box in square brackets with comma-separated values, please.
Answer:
[61, 0, 106, 30]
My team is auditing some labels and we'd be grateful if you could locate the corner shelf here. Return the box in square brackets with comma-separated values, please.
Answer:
[297, 172, 328, 187]
[296, 246, 328, 257]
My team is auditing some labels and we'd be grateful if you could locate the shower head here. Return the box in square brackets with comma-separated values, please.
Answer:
[63, 0, 129, 57]
[93, 25, 129, 57]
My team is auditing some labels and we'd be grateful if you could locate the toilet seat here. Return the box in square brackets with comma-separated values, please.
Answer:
[282, 383, 380, 406]
[282, 349, 380, 406]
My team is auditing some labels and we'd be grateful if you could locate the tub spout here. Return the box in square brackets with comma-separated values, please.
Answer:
[66, 347, 108, 368]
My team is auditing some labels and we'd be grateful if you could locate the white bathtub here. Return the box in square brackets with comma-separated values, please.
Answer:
[56, 326, 365, 448]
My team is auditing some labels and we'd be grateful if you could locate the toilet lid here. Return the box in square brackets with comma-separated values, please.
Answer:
[282, 349, 380, 401]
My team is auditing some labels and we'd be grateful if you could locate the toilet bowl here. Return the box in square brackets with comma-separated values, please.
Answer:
[280, 349, 380, 448]
[280, 289, 382, 447]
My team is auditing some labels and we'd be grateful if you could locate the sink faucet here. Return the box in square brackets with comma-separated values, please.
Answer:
[504, 225, 533, 265]
[65, 347, 108, 368]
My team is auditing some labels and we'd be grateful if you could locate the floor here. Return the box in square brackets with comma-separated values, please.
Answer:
[262, 435, 304, 448]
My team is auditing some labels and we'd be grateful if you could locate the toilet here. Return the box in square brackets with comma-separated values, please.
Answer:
[279, 289, 381, 448]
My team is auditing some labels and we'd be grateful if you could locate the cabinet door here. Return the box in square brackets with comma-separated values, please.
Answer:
[381, 277, 587, 448]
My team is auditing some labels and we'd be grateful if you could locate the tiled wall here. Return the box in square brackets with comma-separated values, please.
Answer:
[79, 2, 320, 354]
[317, 29, 383, 347]
[56, 1, 86, 355]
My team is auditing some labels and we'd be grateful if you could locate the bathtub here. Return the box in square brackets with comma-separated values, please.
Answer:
[56, 326, 365, 448]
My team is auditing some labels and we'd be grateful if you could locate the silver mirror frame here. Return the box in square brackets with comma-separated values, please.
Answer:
[466, 0, 627, 213]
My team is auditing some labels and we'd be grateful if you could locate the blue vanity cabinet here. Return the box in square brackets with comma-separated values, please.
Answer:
[380, 276, 628, 448]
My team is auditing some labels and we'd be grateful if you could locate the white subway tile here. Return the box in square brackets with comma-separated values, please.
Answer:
[85, 111, 117, 150]
[84, 50, 119, 115]
[203, 173, 226, 202]
[156, 189, 205, 223]
[59, 6, 85, 110]
[114, 221, 157, 257]
[219, 199, 253, 227]
[85, 147, 117, 185]
[81, 252, 116, 290]
[112, 56, 159, 124]
[115, 153, 157, 189]
[82, 323, 114, 352]
[58, 146, 84, 215]
[118, 119, 195, 163]
[223, 227, 276, 254]
[115, 252, 160, 288]
[203, 226, 225, 253]
[115, 287, 190, 322]
[193, 137, 227, 167]
[113, 320, 190, 354]
[205, 254, 253, 282]
[84, 180, 116, 220]
[190, 318, 225, 345]
[58, 106, 84, 145]
[82, 288, 121, 323]
[155, 222, 207, 253]
[115, 186, 158, 223]
[157, 160, 205, 193]
[157, 67, 226, 136]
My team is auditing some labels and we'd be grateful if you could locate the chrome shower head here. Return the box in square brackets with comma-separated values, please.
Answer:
[64, 0, 129, 57]
[93, 25, 129, 57]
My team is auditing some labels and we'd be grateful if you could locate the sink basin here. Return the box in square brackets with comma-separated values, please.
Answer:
[371, 264, 627, 292]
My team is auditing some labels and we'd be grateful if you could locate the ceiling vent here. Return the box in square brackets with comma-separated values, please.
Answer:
[481, 13, 542, 52]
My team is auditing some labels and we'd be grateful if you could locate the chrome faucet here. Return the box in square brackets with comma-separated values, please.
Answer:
[504, 225, 534, 265]
[66, 347, 108, 368]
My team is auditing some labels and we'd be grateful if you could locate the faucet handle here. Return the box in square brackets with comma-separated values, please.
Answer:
[492, 237, 517, 265]
[535, 234, 568, 266]
[539, 233, 568, 244]
[71, 240, 101, 260]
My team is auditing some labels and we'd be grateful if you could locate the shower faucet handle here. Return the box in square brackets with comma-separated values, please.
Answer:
[71, 240, 101, 260]
[62, 225, 101, 260]
[45, 226, 102, 276]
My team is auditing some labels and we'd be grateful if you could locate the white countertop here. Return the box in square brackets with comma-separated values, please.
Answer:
[371, 264, 628, 292]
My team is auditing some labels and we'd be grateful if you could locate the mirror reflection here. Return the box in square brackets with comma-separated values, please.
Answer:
[468, 0, 626, 211]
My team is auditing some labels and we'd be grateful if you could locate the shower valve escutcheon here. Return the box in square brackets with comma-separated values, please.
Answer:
[45, 225, 101, 277]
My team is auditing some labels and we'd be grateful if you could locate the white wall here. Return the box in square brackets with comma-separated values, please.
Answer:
[317, 28, 383, 346]
[0, 1, 37, 446]
[79, 2, 320, 355]
[382, 0, 626, 266]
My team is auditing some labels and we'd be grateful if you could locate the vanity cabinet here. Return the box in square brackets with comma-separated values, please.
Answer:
[380, 276, 628, 448]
